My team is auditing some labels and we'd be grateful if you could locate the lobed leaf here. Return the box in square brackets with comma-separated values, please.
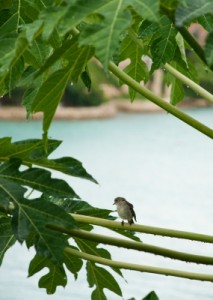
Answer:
[197, 15, 213, 32]
[31, 36, 94, 137]
[0, 216, 16, 266]
[175, 0, 213, 27]
[63, 246, 83, 280]
[0, 137, 61, 162]
[150, 16, 177, 71]
[142, 291, 159, 300]
[128, 0, 160, 23]
[49, 198, 112, 218]
[0, 138, 97, 184]
[76, 239, 123, 278]
[79, 0, 132, 69]
[86, 262, 122, 300]
[165, 59, 198, 105]
[12, 198, 77, 264]
[120, 32, 149, 100]
[0, 159, 79, 199]
[29, 254, 67, 294]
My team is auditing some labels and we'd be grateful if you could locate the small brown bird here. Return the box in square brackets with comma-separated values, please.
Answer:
[113, 197, 136, 225]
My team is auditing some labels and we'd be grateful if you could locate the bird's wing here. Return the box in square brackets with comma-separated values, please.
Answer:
[126, 200, 137, 221]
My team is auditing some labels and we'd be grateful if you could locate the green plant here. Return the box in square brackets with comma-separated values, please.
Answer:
[0, 1, 213, 299]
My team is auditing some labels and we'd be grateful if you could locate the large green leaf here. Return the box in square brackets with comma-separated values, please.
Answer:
[63, 246, 83, 280]
[0, 10, 18, 37]
[197, 15, 213, 32]
[12, 198, 76, 263]
[76, 239, 123, 278]
[31, 68, 71, 138]
[59, 0, 108, 36]
[175, 0, 213, 27]
[0, 177, 26, 209]
[128, 0, 160, 22]
[31, 36, 94, 137]
[39, 157, 97, 184]
[165, 59, 198, 105]
[79, 0, 132, 69]
[86, 262, 122, 300]
[0, 216, 16, 265]
[29, 254, 67, 294]
[120, 32, 149, 100]
[150, 16, 177, 71]
[0, 138, 60, 162]
[0, 138, 97, 183]
[142, 291, 159, 300]
[0, 159, 79, 198]
[0, 36, 26, 84]
[49, 198, 112, 217]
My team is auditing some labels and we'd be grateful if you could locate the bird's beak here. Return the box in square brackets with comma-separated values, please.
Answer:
[113, 201, 115, 205]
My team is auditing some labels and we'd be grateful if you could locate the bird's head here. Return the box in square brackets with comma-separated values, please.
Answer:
[113, 197, 126, 205]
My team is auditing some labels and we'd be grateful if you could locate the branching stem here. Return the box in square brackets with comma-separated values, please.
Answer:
[108, 61, 213, 139]
[47, 224, 213, 265]
[71, 214, 213, 243]
[64, 247, 213, 282]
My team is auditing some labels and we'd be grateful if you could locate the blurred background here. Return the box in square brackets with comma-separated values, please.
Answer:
[0, 24, 213, 300]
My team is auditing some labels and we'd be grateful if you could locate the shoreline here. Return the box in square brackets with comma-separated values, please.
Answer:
[0, 99, 210, 121]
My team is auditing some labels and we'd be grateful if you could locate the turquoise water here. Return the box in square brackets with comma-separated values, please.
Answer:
[0, 108, 213, 299]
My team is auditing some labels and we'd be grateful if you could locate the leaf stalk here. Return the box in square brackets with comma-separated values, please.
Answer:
[64, 247, 213, 282]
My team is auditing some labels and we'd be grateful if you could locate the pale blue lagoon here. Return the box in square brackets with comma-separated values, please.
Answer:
[0, 108, 213, 300]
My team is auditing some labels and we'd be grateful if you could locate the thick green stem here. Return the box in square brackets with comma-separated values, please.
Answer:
[48, 224, 213, 265]
[164, 63, 213, 103]
[109, 61, 213, 139]
[64, 247, 213, 282]
[71, 214, 213, 243]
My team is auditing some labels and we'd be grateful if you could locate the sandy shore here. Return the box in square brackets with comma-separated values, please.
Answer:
[0, 100, 162, 121]
[0, 99, 210, 121]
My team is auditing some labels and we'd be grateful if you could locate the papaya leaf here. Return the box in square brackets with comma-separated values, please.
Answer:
[0, 138, 97, 184]
[39, 6, 67, 41]
[58, 0, 111, 36]
[150, 16, 177, 71]
[165, 59, 198, 105]
[76, 239, 123, 278]
[12, 198, 77, 264]
[23, 38, 51, 68]
[175, 0, 213, 27]
[28, 254, 67, 294]
[142, 291, 159, 300]
[0, 137, 61, 162]
[120, 32, 149, 101]
[0, 177, 26, 209]
[0, 159, 79, 198]
[31, 67, 72, 138]
[0, 34, 29, 86]
[48, 197, 112, 218]
[31, 36, 94, 137]
[39, 157, 98, 184]
[0, 10, 18, 37]
[79, 1, 132, 69]
[0, 216, 16, 266]
[197, 15, 213, 32]
[128, 0, 160, 23]
[63, 246, 83, 280]
[86, 262, 122, 300]
[138, 20, 159, 39]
